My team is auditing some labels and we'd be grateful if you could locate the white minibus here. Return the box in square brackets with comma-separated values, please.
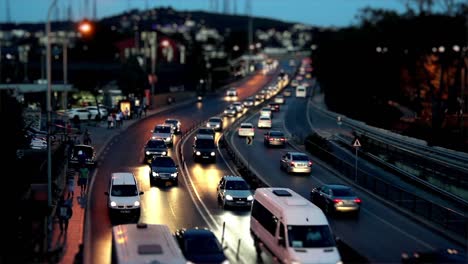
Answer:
[111, 223, 187, 264]
[296, 85, 307, 98]
[250, 188, 342, 264]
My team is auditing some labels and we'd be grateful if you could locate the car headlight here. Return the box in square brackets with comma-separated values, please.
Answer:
[336, 261, 343, 264]
[152, 172, 159, 177]
[134, 201, 140, 207]
[224, 110, 228, 113]
[210, 151, 216, 156]
[151, 136, 156, 139]
[162, 151, 167, 156]
[110, 201, 117, 207]
[171, 172, 178, 177]
[166, 137, 171, 141]
[215, 124, 220, 127]
[225, 195, 233, 200]
[221, 260, 230, 264]
[196, 151, 201, 156]
[207, 124, 211, 127]
[247, 195, 253, 201]
[145, 151, 150, 155]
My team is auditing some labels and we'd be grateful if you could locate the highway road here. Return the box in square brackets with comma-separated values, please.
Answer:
[229, 86, 464, 262]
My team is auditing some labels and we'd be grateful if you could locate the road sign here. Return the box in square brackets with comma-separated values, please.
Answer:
[352, 138, 361, 148]
[246, 136, 253, 145]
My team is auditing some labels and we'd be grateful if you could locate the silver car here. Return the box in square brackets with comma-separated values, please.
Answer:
[280, 151, 312, 174]
[310, 184, 361, 215]
[206, 116, 223, 131]
[151, 124, 174, 146]
[217, 176, 253, 209]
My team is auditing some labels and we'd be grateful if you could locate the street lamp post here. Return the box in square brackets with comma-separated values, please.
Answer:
[45, 0, 58, 252]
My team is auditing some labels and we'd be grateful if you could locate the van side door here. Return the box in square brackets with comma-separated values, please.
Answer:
[276, 221, 291, 263]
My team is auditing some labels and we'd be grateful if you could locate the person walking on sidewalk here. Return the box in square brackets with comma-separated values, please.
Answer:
[78, 166, 90, 195]
[83, 128, 92, 145]
[57, 196, 73, 232]
[67, 172, 75, 199]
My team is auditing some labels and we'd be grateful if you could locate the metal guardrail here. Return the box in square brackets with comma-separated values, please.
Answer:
[304, 136, 468, 244]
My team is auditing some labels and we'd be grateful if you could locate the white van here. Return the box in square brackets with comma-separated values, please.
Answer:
[111, 223, 187, 264]
[250, 188, 342, 264]
[296, 85, 307, 98]
[105, 172, 144, 221]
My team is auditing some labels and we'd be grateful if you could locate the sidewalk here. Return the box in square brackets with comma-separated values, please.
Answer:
[49, 96, 197, 264]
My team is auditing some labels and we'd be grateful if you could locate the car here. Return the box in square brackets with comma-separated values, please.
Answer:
[143, 139, 168, 163]
[196, 127, 216, 139]
[69, 144, 96, 167]
[149, 156, 179, 186]
[283, 88, 292, 97]
[66, 108, 92, 121]
[260, 107, 272, 118]
[257, 116, 272, 129]
[269, 102, 280, 112]
[85, 106, 108, 120]
[105, 172, 143, 221]
[217, 175, 253, 209]
[264, 130, 286, 147]
[280, 151, 312, 174]
[310, 184, 361, 215]
[164, 118, 182, 134]
[151, 124, 174, 146]
[193, 137, 217, 163]
[274, 95, 285, 104]
[206, 117, 223, 131]
[175, 227, 228, 264]
[226, 87, 238, 101]
[238, 122, 255, 137]
[243, 97, 255, 107]
[401, 248, 466, 264]
[223, 105, 237, 117]
[232, 102, 244, 113]
[255, 93, 265, 101]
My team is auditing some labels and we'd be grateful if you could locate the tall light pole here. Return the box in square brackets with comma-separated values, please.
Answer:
[45, 0, 58, 252]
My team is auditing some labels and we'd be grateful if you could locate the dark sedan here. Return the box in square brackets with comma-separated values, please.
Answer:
[143, 139, 168, 163]
[264, 130, 287, 147]
[69, 144, 96, 167]
[175, 228, 228, 264]
[310, 184, 361, 216]
[193, 137, 216, 163]
[149, 156, 179, 186]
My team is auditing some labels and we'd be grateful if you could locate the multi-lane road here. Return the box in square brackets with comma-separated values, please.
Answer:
[85, 58, 465, 264]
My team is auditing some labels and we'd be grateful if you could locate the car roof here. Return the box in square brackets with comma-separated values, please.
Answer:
[111, 172, 136, 185]
[222, 175, 246, 182]
[324, 184, 352, 190]
[287, 151, 308, 156]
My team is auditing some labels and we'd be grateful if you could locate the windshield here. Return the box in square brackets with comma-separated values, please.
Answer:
[260, 117, 270, 121]
[241, 124, 253, 128]
[209, 118, 221, 123]
[151, 157, 176, 167]
[332, 188, 354, 197]
[226, 180, 249, 190]
[154, 126, 171, 133]
[185, 237, 223, 254]
[196, 139, 215, 148]
[292, 154, 309, 161]
[146, 140, 166, 148]
[287, 225, 336, 248]
[111, 185, 138, 196]
[270, 131, 284, 137]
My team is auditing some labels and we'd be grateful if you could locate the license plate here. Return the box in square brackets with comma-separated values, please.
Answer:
[120, 210, 130, 213]
[236, 201, 245, 204]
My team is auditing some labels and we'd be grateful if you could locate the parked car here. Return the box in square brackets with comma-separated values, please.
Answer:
[310, 184, 361, 216]
[69, 144, 96, 167]
[175, 228, 228, 264]
[66, 108, 92, 121]
[206, 117, 223, 131]
[238, 123, 255, 137]
[143, 139, 168, 163]
[264, 130, 286, 147]
[164, 118, 182, 134]
[86, 106, 108, 120]
[217, 175, 253, 209]
[149, 156, 179, 186]
[151, 124, 174, 146]
[280, 151, 312, 174]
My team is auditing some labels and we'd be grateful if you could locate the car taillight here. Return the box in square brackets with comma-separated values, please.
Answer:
[280, 138, 285, 141]
[333, 199, 342, 203]
[354, 198, 362, 203]
[308, 161, 313, 166]
[269, 138, 274, 141]
[290, 162, 295, 167]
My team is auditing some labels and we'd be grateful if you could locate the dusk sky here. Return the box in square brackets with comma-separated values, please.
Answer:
[1, 0, 407, 27]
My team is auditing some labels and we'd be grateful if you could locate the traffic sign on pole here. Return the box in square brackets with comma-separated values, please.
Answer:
[352, 138, 361, 148]
[246, 136, 253, 145]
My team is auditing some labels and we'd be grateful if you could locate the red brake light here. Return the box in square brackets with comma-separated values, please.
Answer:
[290, 162, 295, 167]
[354, 198, 361, 203]
[308, 161, 312, 166]
[333, 199, 342, 203]
[269, 138, 274, 141]
[280, 138, 285, 141]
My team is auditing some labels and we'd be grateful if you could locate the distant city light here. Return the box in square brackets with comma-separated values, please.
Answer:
[438, 46, 445, 53]
[452, 45, 460, 52]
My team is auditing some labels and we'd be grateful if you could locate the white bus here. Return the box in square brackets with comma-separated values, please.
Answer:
[250, 188, 342, 264]
[111, 223, 187, 264]
[295, 85, 307, 98]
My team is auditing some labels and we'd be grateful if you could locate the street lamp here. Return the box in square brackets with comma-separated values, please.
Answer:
[45, 0, 58, 252]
